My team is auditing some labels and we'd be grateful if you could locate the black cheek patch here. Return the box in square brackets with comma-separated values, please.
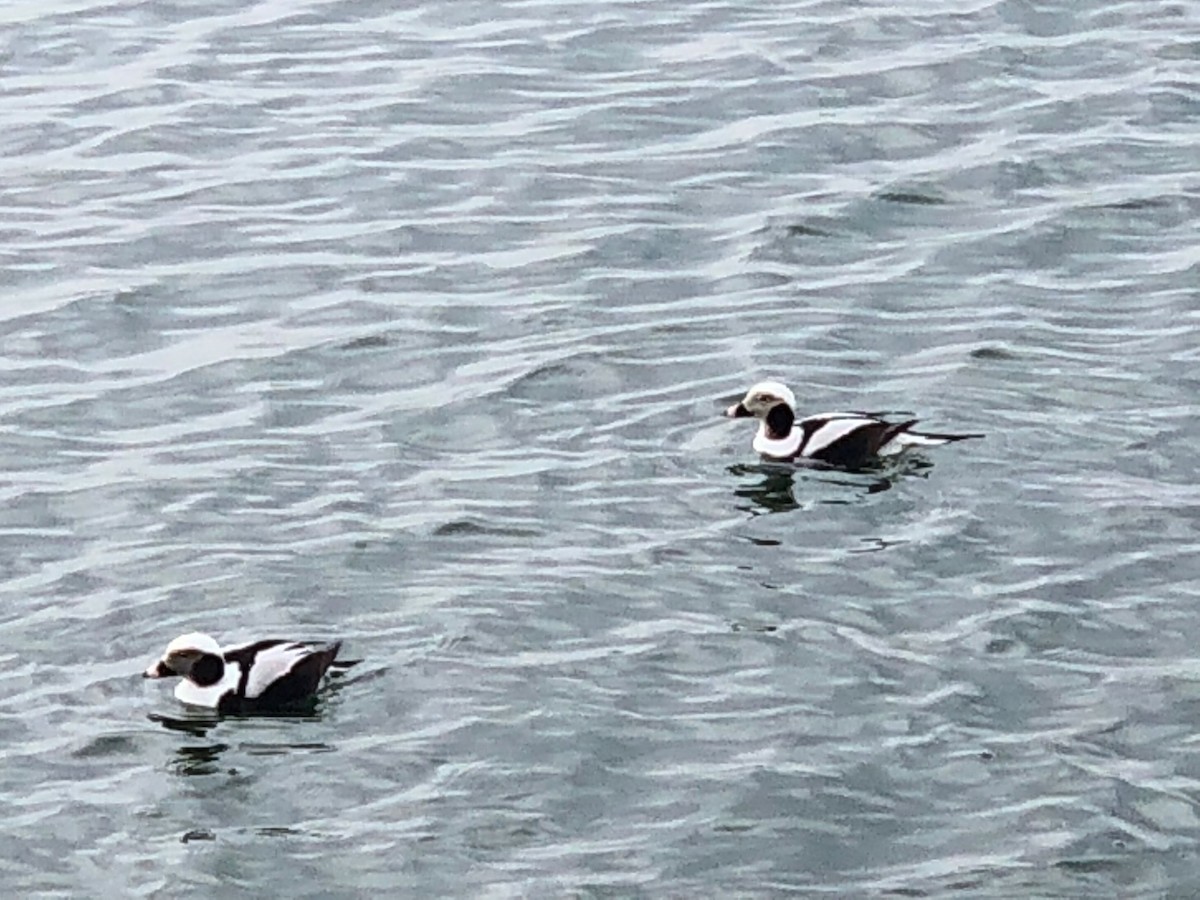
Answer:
[189, 653, 225, 688]
[765, 403, 795, 440]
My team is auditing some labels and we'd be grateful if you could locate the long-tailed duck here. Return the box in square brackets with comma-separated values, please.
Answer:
[144, 632, 353, 713]
[724, 380, 982, 468]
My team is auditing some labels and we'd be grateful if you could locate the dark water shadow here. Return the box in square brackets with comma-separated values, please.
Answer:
[241, 741, 335, 756]
[146, 670, 375, 776]
[148, 710, 221, 738]
[728, 456, 933, 516]
[148, 699, 324, 729]
[150, 707, 336, 776]
[171, 741, 232, 777]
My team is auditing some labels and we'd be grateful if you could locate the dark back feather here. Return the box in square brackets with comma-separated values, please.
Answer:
[252, 641, 342, 710]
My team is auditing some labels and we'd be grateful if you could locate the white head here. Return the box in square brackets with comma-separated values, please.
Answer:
[724, 380, 797, 420]
[144, 632, 224, 684]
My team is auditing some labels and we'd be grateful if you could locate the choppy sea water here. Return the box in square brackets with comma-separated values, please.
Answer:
[1, 0, 1199, 896]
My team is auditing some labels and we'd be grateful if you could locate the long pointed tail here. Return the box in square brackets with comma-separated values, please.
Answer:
[317, 641, 361, 677]
[891, 429, 984, 449]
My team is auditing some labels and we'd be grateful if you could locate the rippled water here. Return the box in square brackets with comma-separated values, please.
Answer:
[2, 0, 1199, 895]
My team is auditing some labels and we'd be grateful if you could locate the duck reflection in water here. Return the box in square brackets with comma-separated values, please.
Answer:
[148, 696, 340, 778]
[148, 709, 221, 739]
[147, 711, 227, 775]
[728, 457, 930, 515]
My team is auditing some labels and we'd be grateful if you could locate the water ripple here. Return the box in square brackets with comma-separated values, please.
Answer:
[1, 0, 1198, 895]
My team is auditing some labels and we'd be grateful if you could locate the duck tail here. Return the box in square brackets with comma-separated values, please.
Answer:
[890, 426, 985, 448]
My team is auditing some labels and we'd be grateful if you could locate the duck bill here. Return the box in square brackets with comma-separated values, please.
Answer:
[144, 659, 173, 679]
[724, 402, 752, 418]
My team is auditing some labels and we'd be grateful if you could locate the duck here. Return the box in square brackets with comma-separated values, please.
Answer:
[143, 632, 354, 713]
[724, 380, 982, 468]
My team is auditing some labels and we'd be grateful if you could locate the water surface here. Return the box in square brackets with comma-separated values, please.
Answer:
[2, 0, 1199, 896]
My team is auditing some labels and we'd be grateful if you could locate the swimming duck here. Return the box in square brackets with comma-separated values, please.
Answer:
[725, 380, 982, 468]
[144, 632, 353, 713]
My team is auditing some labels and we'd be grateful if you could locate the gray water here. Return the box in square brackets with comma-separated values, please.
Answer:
[1, 0, 1198, 896]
